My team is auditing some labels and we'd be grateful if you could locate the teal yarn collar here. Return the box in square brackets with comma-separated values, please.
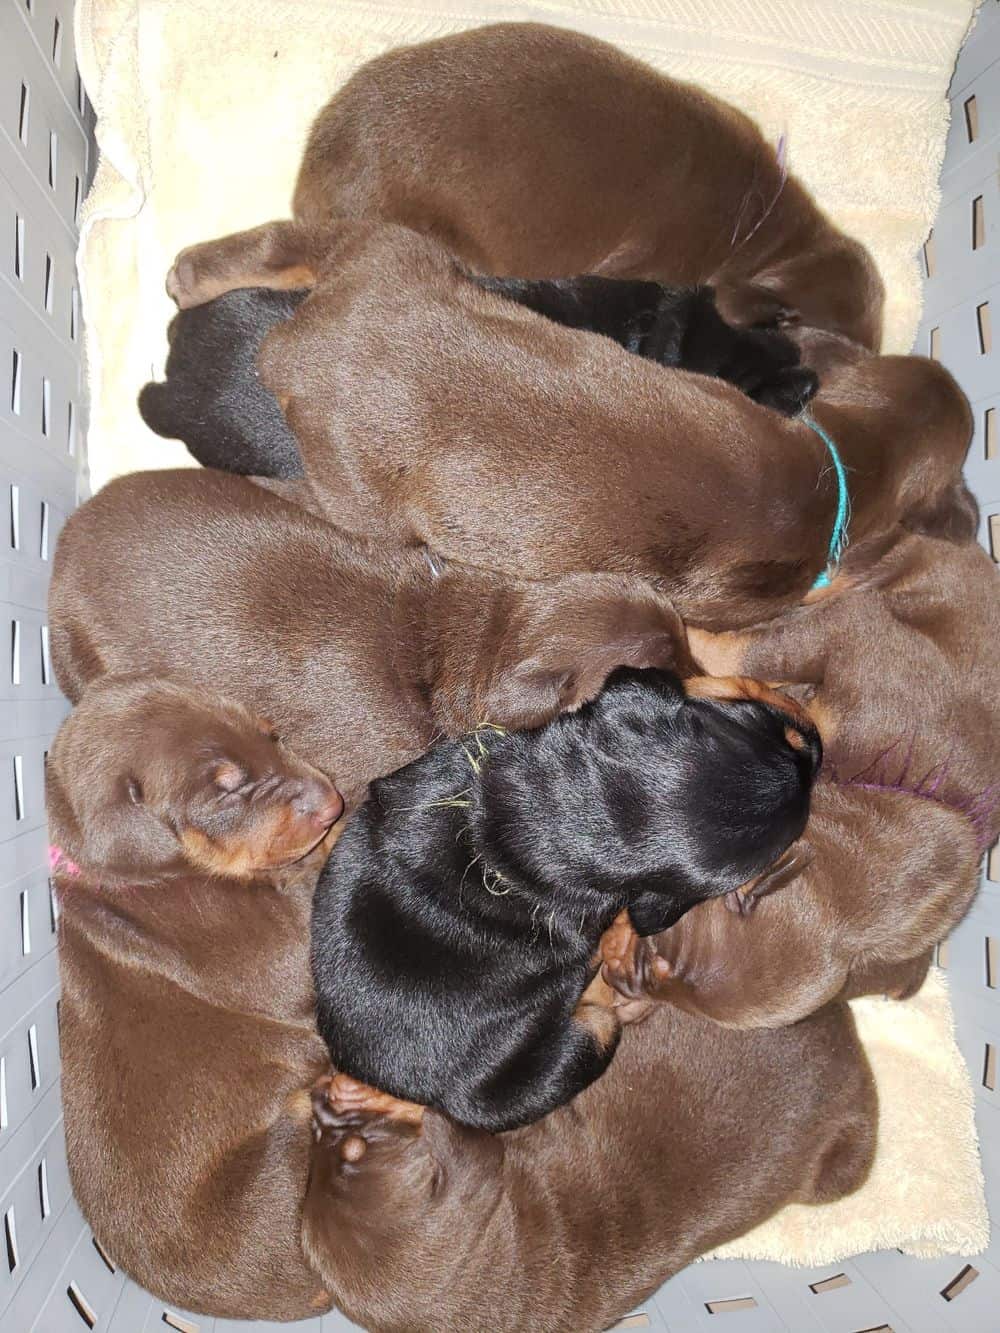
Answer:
[803, 413, 850, 590]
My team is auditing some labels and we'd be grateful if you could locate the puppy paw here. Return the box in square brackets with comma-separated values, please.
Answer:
[311, 1074, 424, 1163]
[602, 931, 671, 1005]
[165, 246, 227, 309]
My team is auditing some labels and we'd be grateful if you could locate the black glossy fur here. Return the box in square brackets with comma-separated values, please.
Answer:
[311, 668, 821, 1133]
[139, 287, 308, 477]
[478, 277, 818, 413]
[139, 281, 816, 478]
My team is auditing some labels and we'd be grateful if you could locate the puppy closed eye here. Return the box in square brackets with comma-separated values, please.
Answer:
[126, 778, 143, 805]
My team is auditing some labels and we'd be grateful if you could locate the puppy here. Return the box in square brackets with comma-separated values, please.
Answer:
[166, 22, 883, 347]
[300, 999, 876, 1333]
[247, 222, 971, 629]
[138, 279, 816, 479]
[51, 686, 873, 1326]
[613, 531, 1000, 1026]
[49, 677, 340, 1319]
[312, 668, 820, 1132]
[50, 468, 795, 803]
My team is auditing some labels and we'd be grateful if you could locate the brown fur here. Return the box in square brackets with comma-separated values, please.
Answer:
[630, 534, 1000, 1025]
[300, 1000, 876, 1333]
[243, 223, 968, 631]
[45, 675, 341, 881]
[48, 529, 876, 1327]
[49, 469, 716, 804]
[168, 22, 883, 348]
[49, 678, 339, 1319]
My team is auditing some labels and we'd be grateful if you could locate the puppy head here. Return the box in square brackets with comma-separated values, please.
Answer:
[714, 233, 884, 351]
[645, 782, 981, 1028]
[429, 570, 698, 735]
[46, 677, 342, 882]
[816, 352, 977, 550]
[471, 667, 820, 932]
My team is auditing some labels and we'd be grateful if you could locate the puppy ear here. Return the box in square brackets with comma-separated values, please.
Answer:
[256, 318, 299, 400]
[481, 573, 695, 731]
[901, 480, 979, 543]
[712, 280, 791, 331]
[46, 757, 180, 880]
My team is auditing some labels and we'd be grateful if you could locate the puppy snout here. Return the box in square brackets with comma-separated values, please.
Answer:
[291, 779, 344, 829]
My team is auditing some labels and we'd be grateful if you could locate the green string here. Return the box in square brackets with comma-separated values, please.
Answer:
[803, 413, 850, 590]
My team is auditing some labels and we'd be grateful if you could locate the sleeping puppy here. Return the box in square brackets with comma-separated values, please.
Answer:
[165, 22, 883, 348]
[138, 279, 816, 478]
[248, 222, 971, 630]
[51, 468, 803, 806]
[312, 668, 820, 1132]
[49, 676, 340, 1319]
[610, 530, 1000, 1027]
[301, 998, 876, 1333]
[46, 674, 341, 881]
[139, 286, 307, 477]
[50, 679, 874, 1327]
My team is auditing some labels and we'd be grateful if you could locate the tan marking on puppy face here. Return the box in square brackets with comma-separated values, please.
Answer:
[180, 798, 336, 881]
[684, 674, 813, 731]
[574, 996, 621, 1054]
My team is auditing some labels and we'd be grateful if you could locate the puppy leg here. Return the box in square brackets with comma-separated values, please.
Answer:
[166, 221, 322, 309]
[323, 1072, 425, 1131]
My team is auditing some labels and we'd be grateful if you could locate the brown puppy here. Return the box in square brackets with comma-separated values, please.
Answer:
[299, 1000, 876, 1333]
[167, 22, 883, 348]
[51, 685, 874, 1327]
[49, 469, 812, 805]
[244, 223, 970, 629]
[615, 532, 1000, 1026]
[49, 677, 340, 1319]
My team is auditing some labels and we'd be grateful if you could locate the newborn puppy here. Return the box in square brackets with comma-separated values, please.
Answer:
[49, 677, 341, 1319]
[613, 531, 1000, 1027]
[312, 668, 820, 1132]
[167, 22, 883, 347]
[47, 674, 342, 881]
[50, 468, 747, 806]
[250, 223, 971, 629]
[142, 278, 817, 479]
[138, 279, 815, 479]
[301, 999, 876, 1333]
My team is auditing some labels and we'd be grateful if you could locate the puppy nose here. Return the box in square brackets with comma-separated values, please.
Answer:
[292, 779, 344, 829]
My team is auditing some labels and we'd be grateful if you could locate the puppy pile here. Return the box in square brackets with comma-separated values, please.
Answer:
[47, 22, 1000, 1333]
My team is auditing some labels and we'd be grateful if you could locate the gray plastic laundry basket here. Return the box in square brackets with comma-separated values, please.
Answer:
[2, 0, 1000, 1328]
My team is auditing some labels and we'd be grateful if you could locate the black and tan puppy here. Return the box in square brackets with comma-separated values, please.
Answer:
[312, 668, 820, 1132]
[49, 676, 341, 1319]
[138, 278, 816, 479]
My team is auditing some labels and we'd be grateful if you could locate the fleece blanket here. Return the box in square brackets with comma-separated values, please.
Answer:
[72, 0, 988, 1270]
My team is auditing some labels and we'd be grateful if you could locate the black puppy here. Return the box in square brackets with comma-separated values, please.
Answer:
[139, 280, 817, 478]
[311, 668, 821, 1133]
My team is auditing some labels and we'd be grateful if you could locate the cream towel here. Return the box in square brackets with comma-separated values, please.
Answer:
[709, 968, 989, 1264]
[72, 0, 988, 1268]
[74, 0, 977, 492]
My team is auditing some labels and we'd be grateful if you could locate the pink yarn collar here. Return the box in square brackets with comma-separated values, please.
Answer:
[48, 845, 80, 877]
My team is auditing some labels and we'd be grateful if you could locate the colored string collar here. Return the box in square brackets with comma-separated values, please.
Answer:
[802, 413, 850, 590]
